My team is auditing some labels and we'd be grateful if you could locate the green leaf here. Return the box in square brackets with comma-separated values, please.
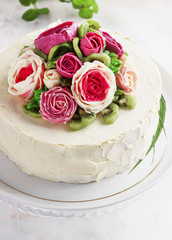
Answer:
[19, 0, 31, 6]
[146, 95, 166, 156]
[72, 0, 92, 9]
[22, 9, 39, 21]
[60, 0, 72, 2]
[34, 48, 48, 62]
[27, 86, 48, 111]
[79, 8, 93, 19]
[30, 0, 36, 4]
[129, 95, 166, 174]
[124, 51, 128, 56]
[47, 62, 56, 69]
[92, 0, 98, 13]
[37, 8, 50, 15]
[129, 159, 143, 174]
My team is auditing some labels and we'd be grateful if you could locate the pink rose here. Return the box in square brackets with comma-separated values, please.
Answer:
[34, 21, 78, 55]
[40, 86, 77, 124]
[56, 52, 82, 78]
[8, 50, 45, 100]
[72, 61, 116, 113]
[116, 66, 137, 93]
[80, 32, 105, 57]
[102, 31, 123, 57]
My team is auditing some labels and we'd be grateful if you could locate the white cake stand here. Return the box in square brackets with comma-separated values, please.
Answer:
[0, 62, 171, 218]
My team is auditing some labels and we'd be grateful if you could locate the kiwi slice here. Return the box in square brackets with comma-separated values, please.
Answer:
[117, 95, 137, 109]
[85, 53, 111, 67]
[78, 21, 89, 38]
[72, 37, 85, 61]
[22, 105, 42, 118]
[87, 20, 102, 30]
[69, 113, 83, 131]
[69, 109, 96, 131]
[79, 108, 96, 127]
[101, 103, 119, 124]
[48, 42, 72, 62]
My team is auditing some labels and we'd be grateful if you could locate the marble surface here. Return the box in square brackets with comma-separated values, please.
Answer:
[0, 0, 172, 239]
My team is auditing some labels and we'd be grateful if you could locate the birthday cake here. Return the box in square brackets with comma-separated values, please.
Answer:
[0, 20, 161, 183]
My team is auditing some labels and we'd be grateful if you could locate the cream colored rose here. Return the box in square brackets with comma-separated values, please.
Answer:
[71, 61, 116, 113]
[43, 70, 61, 89]
[8, 50, 45, 100]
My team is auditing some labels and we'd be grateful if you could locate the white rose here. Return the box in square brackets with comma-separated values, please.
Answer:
[8, 50, 45, 100]
[43, 69, 61, 89]
[71, 61, 116, 113]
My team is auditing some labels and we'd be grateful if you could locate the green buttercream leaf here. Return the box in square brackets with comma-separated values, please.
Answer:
[34, 48, 48, 62]
[26, 86, 48, 113]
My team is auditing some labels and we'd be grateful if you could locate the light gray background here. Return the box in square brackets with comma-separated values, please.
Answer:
[0, 0, 172, 239]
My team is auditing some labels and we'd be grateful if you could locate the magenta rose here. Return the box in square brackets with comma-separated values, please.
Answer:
[80, 32, 105, 57]
[40, 86, 77, 124]
[56, 52, 82, 78]
[101, 31, 123, 57]
[34, 21, 78, 55]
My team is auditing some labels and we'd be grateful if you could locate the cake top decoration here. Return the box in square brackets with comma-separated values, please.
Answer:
[8, 19, 137, 131]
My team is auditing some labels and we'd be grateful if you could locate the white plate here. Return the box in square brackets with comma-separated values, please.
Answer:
[0, 62, 171, 218]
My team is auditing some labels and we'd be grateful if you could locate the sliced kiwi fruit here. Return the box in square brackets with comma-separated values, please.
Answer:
[117, 95, 137, 109]
[78, 21, 89, 38]
[69, 113, 83, 131]
[48, 42, 72, 62]
[22, 105, 42, 118]
[69, 109, 96, 131]
[72, 37, 85, 61]
[85, 53, 111, 67]
[86, 20, 102, 30]
[101, 103, 119, 124]
[79, 108, 96, 127]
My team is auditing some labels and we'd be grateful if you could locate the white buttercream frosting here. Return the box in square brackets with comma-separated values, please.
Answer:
[0, 25, 161, 183]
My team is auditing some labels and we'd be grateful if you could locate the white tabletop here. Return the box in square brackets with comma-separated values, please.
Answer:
[0, 0, 172, 239]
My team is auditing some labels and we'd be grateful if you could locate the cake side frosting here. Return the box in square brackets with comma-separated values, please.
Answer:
[0, 22, 161, 183]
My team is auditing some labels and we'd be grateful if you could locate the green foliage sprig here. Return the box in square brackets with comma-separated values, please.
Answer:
[129, 95, 166, 173]
[19, 0, 99, 21]
[19, 0, 49, 21]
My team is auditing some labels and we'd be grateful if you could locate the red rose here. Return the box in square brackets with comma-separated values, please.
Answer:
[56, 52, 82, 78]
[34, 21, 78, 55]
[101, 31, 123, 57]
[80, 32, 105, 57]
[40, 86, 77, 124]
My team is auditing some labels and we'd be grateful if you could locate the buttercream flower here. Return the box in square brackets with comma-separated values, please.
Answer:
[40, 86, 77, 124]
[56, 52, 82, 78]
[34, 21, 78, 55]
[80, 32, 105, 57]
[8, 50, 45, 100]
[43, 69, 61, 89]
[71, 61, 116, 113]
[116, 66, 137, 93]
[102, 31, 123, 57]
